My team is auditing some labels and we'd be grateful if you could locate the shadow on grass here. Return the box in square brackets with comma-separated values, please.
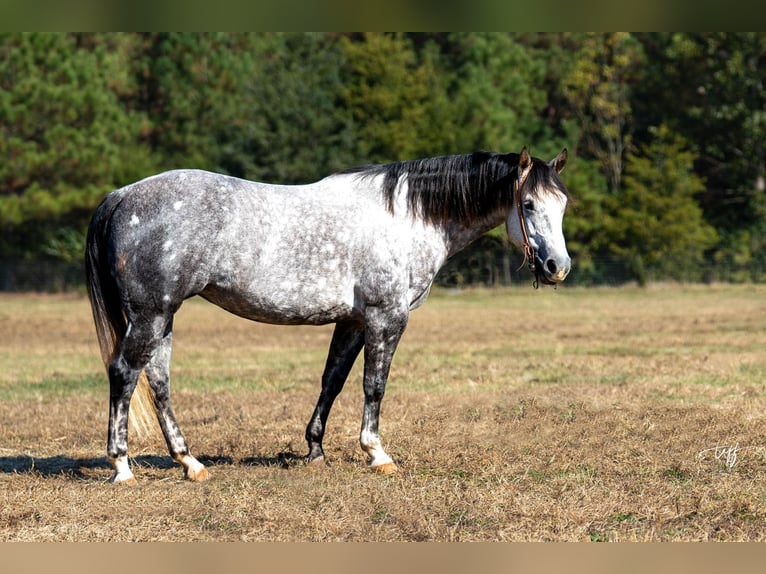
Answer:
[0, 451, 306, 479]
[0, 454, 235, 480]
[241, 451, 306, 469]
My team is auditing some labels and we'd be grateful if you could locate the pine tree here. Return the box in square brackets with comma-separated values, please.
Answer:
[605, 125, 717, 284]
[0, 33, 154, 260]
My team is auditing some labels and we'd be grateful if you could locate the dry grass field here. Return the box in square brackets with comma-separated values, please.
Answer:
[1, 284, 765, 541]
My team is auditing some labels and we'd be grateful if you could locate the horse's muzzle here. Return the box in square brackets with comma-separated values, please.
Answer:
[537, 255, 571, 284]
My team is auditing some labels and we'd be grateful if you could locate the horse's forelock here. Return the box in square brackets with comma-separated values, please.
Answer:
[524, 160, 570, 202]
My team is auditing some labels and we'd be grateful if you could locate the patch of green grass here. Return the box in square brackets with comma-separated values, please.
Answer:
[171, 371, 318, 394]
[0, 373, 103, 401]
[525, 469, 550, 483]
[588, 531, 610, 542]
[738, 363, 766, 379]
[663, 464, 692, 483]
[613, 512, 638, 523]
[370, 508, 391, 525]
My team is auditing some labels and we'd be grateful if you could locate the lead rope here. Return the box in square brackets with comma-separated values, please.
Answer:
[514, 164, 540, 288]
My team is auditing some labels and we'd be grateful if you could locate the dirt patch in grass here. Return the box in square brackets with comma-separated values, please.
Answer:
[1, 285, 766, 540]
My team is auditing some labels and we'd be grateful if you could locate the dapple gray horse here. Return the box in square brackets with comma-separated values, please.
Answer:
[85, 147, 570, 483]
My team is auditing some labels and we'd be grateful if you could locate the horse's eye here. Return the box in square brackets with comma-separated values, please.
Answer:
[523, 200, 535, 211]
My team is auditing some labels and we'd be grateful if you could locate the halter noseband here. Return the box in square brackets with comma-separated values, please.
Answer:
[514, 161, 540, 287]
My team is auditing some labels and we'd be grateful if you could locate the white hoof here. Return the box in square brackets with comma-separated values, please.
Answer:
[110, 456, 137, 484]
[178, 454, 210, 482]
[361, 431, 396, 472]
[111, 473, 138, 485]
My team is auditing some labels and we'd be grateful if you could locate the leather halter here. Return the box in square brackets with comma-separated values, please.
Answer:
[514, 161, 538, 284]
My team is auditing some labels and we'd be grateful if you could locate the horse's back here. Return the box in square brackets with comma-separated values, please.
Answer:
[103, 169, 395, 324]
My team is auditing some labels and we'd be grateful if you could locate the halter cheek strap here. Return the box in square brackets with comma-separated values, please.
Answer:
[514, 162, 537, 277]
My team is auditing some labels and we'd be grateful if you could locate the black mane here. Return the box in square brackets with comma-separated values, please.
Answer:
[341, 152, 567, 225]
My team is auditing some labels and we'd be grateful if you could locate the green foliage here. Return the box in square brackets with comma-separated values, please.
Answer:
[562, 33, 645, 192]
[635, 33, 766, 281]
[713, 198, 766, 283]
[130, 33, 256, 173]
[559, 153, 612, 284]
[0, 33, 155, 259]
[441, 33, 549, 152]
[0, 32, 764, 287]
[338, 33, 455, 162]
[219, 33, 357, 183]
[603, 126, 717, 285]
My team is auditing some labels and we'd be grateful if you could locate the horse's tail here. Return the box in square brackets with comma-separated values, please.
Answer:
[85, 191, 157, 438]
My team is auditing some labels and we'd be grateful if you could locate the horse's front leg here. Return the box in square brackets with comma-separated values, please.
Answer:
[305, 321, 365, 465]
[360, 304, 408, 474]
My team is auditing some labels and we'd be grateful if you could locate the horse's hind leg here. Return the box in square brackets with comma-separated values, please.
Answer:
[305, 321, 365, 465]
[107, 314, 167, 483]
[144, 318, 209, 482]
[107, 353, 143, 484]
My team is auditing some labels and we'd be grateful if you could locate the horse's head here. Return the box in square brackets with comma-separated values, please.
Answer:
[505, 148, 571, 286]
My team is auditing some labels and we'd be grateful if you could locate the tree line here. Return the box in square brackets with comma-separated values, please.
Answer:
[1, 32, 764, 288]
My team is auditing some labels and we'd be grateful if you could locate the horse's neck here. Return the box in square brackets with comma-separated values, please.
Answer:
[329, 171, 508, 258]
[441, 211, 507, 258]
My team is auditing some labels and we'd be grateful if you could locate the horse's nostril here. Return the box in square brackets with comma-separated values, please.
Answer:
[546, 259, 558, 275]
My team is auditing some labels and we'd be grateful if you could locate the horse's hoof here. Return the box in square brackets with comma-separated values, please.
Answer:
[111, 474, 137, 485]
[307, 456, 329, 470]
[185, 466, 210, 482]
[177, 454, 209, 482]
[372, 462, 399, 475]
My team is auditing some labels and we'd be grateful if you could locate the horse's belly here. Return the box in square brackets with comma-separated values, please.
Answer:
[199, 281, 358, 326]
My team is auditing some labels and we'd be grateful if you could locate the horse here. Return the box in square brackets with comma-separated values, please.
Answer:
[85, 147, 571, 484]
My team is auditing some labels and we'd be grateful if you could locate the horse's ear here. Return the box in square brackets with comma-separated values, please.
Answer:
[519, 147, 532, 172]
[549, 148, 567, 173]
